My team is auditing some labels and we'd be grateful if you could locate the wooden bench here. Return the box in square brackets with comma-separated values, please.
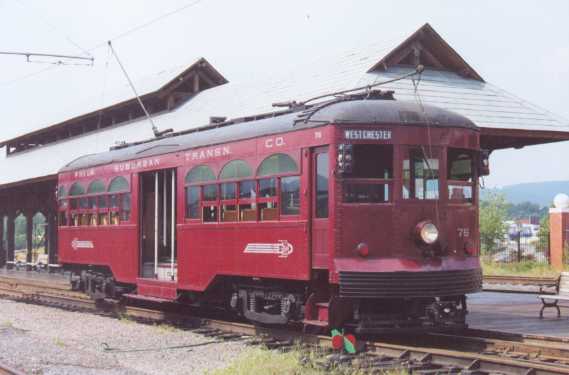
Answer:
[538, 272, 569, 318]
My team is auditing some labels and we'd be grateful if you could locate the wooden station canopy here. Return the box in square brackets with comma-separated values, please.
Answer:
[1, 23, 569, 190]
[365, 23, 569, 150]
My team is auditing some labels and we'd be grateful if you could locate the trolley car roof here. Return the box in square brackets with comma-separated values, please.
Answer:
[60, 99, 477, 172]
[1, 23, 569, 187]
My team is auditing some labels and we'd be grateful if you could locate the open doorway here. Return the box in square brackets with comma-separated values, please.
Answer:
[139, 169, 177, 281]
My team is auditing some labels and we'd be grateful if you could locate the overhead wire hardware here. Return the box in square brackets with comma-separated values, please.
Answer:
[290, 64, 424, 107]
[0, 51, 94, 66]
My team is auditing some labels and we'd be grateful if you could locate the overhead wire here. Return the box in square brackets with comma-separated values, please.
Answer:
[12, 0, 93, 58]
[1, 0, 205, 86]
[96, 44, 113, 128]
[89, 0, 204, 51]
[412, 68, 442, 239]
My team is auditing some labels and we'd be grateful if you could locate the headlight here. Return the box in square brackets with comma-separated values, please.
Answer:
[417, 221, 439, 245]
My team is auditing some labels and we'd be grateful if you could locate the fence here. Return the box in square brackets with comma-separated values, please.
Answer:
[481, 230, 550, 264]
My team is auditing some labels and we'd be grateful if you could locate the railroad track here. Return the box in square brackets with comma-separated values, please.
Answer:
[484, 275, 558, 286]
[0, 363, 26, 375]
[2, 277, 569, 374]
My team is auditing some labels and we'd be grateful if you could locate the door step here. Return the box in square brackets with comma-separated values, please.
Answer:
[301, 319, 329, 327]
[123, 293, 174, 304]
[135, 278, 178, 300]
[303, 301, 330, 329]
[315, 302, 329, 322]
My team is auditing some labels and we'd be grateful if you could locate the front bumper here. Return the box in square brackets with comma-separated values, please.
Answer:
[339, 268, 482, 299]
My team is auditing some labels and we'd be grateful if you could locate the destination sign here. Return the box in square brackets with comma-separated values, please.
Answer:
[344, 129, 392, 140]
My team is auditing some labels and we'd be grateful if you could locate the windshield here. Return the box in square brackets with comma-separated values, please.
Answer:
[342, 144, 393, 203]
[447, 148, 474, 203]
[402, 148, 439, 200]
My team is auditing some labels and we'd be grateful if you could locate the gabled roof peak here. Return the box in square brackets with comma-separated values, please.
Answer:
[368, 23, 484, 82]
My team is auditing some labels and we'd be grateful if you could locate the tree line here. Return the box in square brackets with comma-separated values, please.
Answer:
[480, 193, 550, 254]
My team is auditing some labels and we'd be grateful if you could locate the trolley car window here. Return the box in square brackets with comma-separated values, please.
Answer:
[342, 145, 392, 203]
[79, 197, 89, 209]
[185, 186, 200, 219]
[220, 160, 252, 180]
[259, 178, 277, 197]
[184, 165, 216, 220]
[258, 154, 298, 176]
[448, 150, 472, 181]
[202, 184, 218, 223]
[108, 176, 129, 193]
[98, 196, 108, 208]
[316, 152, 329, 218]
[239, 180, 256, 199]
[87, 180, 105, 209]
[220, 182, 237, 222]
[221, 183, 236, 200]
[186, 165, 215, 183]
[203, 205, 218, 222]
[68, 183, 84, 222]
[69, 182, 85, 196]
[107, 177, 131, 224]
[402, 149, 439, 200]
[69, 182, 84, 210]
[57, 185, 68, 226]
[259, 178, 278, 221]
[448, 149, 474, 203]
[109, 194, 120, 208]
[109, 194, 120, 225]
[281, 176, 300, 215]
[203, 184, 218, 201]
[121, 194, 131, 221]
[87, 180, 106, 194]
[58, 185, 66, 200]
[352, 144, 393, 178]
[185, 155, 300, 223]
[239, 180, 257, 221]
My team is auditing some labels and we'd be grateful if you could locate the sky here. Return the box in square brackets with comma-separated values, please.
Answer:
[0, 0, 568, 188]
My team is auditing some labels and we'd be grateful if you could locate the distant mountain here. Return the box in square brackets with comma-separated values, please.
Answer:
[481, 180, 569, 207]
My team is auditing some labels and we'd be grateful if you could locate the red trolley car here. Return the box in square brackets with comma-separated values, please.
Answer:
[57, 91, 483, 333]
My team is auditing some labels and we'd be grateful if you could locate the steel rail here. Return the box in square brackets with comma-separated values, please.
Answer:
[0, 363, 27, 375]
[484, 275, 558, 286]
[2, 277, 569, 374]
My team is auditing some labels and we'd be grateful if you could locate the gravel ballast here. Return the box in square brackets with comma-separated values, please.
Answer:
[0, 299, 246, 375]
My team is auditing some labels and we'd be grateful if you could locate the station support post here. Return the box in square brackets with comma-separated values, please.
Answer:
[47, 211, 57, 268]
[25, 211, 33, 270]
[549, 206, 569, 271]
[0, 215, 5, 267]
[6, 213, 15, 269]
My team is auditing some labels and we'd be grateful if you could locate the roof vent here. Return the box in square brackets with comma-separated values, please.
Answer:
[210, 116, 227, 124]
[110, 140, 128, 151]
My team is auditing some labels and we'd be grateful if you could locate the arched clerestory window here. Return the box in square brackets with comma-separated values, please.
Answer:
[219, 160, 253, 222]
[257, 154, 300, 219]
[108, 176, 131, 224]
[184, 165, 216, 220]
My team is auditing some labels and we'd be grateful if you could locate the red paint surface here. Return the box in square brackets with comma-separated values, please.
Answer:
[58, 121, 482, 295]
